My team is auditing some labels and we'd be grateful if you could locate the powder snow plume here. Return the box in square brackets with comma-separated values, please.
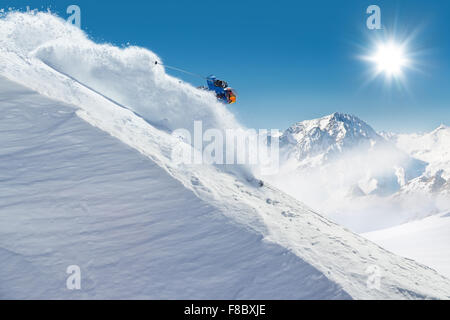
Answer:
[0, 11, 241, 134]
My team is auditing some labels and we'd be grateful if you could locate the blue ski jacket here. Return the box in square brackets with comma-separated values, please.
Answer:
[206, 75, 227, 103]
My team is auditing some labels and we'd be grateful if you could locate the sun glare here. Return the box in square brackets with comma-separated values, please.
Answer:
[368, 41, 409, 78]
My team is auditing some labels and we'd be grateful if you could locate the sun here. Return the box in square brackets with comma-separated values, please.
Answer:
[367, 41, 410, 78]
[359, 29, 423, 89]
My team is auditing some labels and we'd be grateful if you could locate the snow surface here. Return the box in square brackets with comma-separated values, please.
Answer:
[364, 212, 450, 278]
[0, 77, 350, 299]
[1, 11, 450, 299]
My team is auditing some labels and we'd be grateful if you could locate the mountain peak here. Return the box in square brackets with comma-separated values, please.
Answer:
[435, 123, 449, 131]
[327, 112, 370, 125]
[427, 123, 450, 139]
[288, 112, 376, 134]
[280, 113, 381, 160]
[329, 112, 357, 121]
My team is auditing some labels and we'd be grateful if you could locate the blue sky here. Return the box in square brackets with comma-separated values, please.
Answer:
[5, 0, 450, 132]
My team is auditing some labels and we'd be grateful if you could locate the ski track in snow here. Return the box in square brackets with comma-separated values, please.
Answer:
[0, 11, 450, 299]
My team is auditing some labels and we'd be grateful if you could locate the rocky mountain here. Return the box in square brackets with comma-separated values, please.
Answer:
[280, 112, 382, 162]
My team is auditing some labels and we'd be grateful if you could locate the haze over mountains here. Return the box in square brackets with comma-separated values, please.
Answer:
[269, 112, 449, 232]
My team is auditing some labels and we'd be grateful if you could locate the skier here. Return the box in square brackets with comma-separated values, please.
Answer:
[154, 61, 237, 104]
[206, 75, 237, 104]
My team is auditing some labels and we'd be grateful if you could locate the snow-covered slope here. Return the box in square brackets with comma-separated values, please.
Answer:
[1, 72, 448, 301]
[0, 76, 349, 299]
[364, 211, 450, 278]
[1, 11, 450, 299]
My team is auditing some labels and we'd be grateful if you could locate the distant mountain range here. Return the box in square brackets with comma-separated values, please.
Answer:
[269, 112, 450, 231]
[382, 125, 450, 197]
[277, 112, 428, 196]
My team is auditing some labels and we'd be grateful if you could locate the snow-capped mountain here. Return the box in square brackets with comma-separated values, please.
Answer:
[1, 11, 450, 299]
[382, 125, 450, 197]
[280, 112, 382, 162]
[399, 170, 450, 196]
[388, 124, 450, 177]
[278, 112, 426, 189]
[269, 112, 450, 232]
[268, 112, 432, 231]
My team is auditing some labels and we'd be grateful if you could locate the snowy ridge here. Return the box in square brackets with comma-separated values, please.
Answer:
[387, 125, 450, 184]
[280, 112, 381, 161]
[1, 11, 450, 299]
[381, 126, 450, 220]
[0, 77, 349, 299]
[399, 170, 450, 196]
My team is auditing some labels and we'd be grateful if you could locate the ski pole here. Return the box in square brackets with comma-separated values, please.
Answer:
[154, 61, 206, 79]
